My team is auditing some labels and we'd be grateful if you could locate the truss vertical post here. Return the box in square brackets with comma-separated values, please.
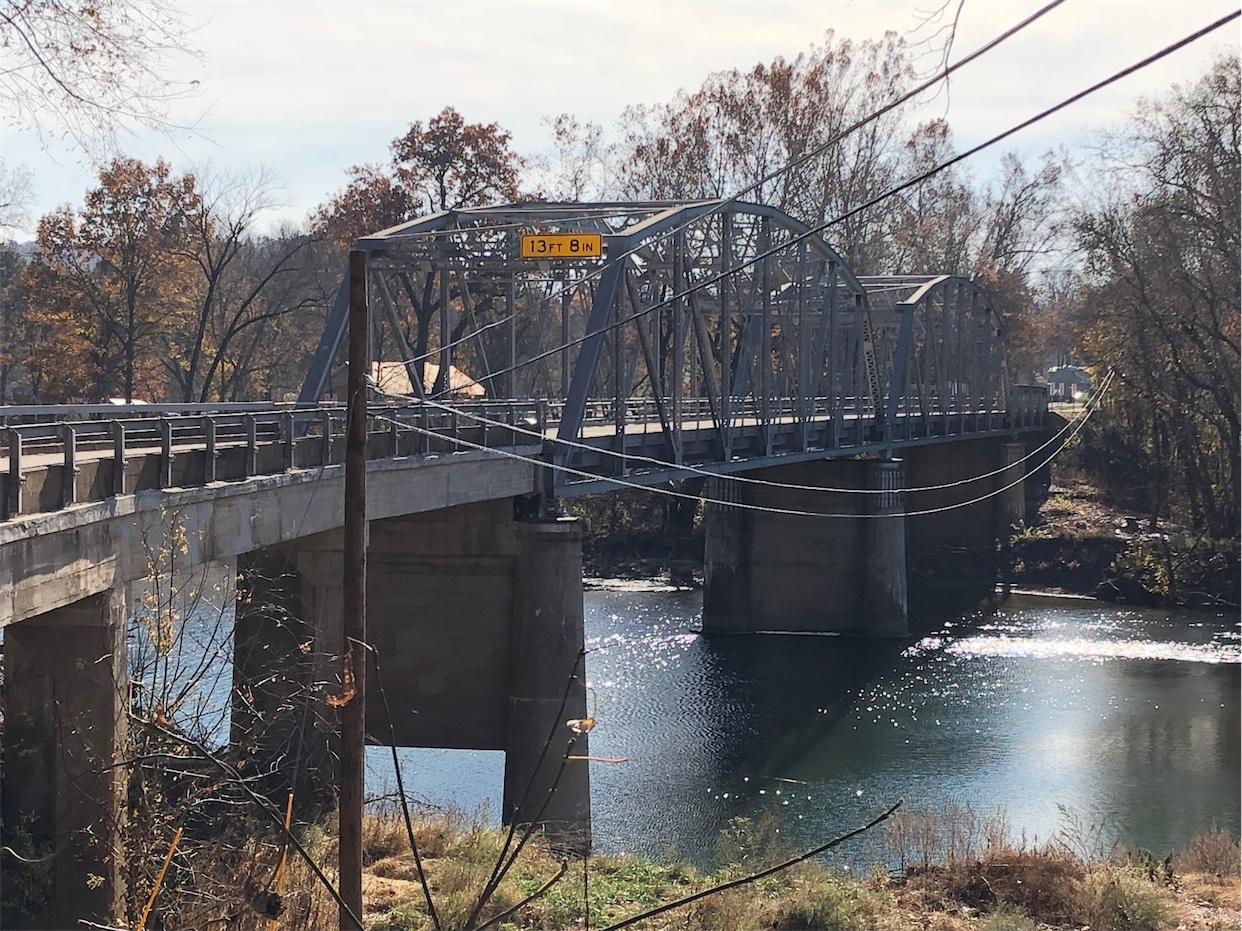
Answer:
[797, 239, 810, 451]
[672, 231, 684, 464]
[886, 305, 914, 441]
[506, 272, 517, 400]
[560, 270, 571, 399]
[720, 210, 732, 459]
[612, 282, 625, 475]
[759, 219, 772, 456]
[438, 268, 451, 398]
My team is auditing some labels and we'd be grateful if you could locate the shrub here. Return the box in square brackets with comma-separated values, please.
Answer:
[1074, 866, 1176, 931]
[1178, 826, 1241, 877]
[981, 904, 1039, 930]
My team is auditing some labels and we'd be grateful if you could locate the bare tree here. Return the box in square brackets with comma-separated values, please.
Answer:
[1073, 55, 1240, 536]
[0, 0, 199, 154]
[166, 167, 319, 402]
[0, 157, 33, 235]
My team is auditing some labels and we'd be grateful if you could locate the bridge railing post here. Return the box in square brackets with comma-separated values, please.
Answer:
[62, 422, 78, 507]
[245, 414, 258, 477]
[5, 427, 22, 518]
[159, 417, 174, 489]
[112, 421, 126, 496]
[283, 411, 296, 470]
[205, 416, 217, 483]
[389, 408, 401, 457]
[418, 405, 430, 455]
[321, 409, 334, 466]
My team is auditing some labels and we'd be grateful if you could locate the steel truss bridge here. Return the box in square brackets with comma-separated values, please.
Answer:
[2, 200, 1047, 518]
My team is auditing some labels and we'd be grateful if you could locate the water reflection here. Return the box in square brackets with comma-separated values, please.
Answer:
[583, 593, 1240, 865]
[362, 590, 1238, 866]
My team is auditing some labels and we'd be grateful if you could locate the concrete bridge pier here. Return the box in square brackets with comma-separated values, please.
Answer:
[233, 536, 344, 818]
[903, 437, 1028, 592]
[228, 502, 592, 846]
[364, 501, 591, 850]
[702, 458, 908, 637]
[503, 518, 591, 849]
[997, 440, 1027, 535]
[2, 590, 128, 928]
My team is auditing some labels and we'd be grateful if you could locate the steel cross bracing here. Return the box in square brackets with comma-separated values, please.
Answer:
[299, 201, 1034, 496]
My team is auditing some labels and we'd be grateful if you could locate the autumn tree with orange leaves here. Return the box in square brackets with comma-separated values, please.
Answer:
[25, 157, 196, 401]
[314, 106, 523, 394]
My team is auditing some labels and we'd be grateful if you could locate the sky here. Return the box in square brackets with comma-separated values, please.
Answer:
[1, 0, 1238, 239]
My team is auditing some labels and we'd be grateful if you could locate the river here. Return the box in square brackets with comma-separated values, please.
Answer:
[376, 586, 1240, 866]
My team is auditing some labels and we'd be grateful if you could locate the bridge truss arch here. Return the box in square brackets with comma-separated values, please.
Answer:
[299, 201, 1015, 494]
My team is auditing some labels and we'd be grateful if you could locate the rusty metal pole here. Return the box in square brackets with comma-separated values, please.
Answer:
[340, 249, 368, 929]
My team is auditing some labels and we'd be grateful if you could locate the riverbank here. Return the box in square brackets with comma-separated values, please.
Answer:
[163, 809, 1240, 930]
[1009, 480, 1240, 608]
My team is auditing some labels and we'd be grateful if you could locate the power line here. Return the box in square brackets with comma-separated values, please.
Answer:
[451, 7, 1240, 389]
[378, 369, 1113, 497]
[369, 374, 1104, 521]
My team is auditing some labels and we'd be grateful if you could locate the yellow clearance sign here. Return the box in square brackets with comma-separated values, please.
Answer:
[520, 233, 603, 259]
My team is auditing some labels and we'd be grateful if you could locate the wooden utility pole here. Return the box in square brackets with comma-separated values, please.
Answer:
[340, 249, 368, 929]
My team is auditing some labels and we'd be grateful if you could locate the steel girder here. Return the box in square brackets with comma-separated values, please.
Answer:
[860, 275, 1008, 442]
[296, 203, 1012, 492]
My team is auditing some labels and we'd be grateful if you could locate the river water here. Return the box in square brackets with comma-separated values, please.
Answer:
[376, 587, 1240, 866]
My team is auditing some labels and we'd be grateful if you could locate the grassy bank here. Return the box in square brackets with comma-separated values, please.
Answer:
[123, 805, 1239, 930]
[1010, 480, 1240, 608]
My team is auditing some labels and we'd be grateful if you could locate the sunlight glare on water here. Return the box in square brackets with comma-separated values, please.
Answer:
[364, 591, 1240, 868]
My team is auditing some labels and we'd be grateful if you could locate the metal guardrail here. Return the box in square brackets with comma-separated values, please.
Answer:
[0, 401, 547, 520]
[1, 386, 1048, 521]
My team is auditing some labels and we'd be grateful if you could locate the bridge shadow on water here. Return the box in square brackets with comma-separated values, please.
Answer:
[691, 582, 997, 782]
[586, 582, 1006, 863]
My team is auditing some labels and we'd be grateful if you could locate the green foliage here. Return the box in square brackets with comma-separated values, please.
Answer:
[774, 873, 889, 930]
[980, 903, 1039, 931]
[1109, 536, 1240, 606]
[716, 811, 796, 867]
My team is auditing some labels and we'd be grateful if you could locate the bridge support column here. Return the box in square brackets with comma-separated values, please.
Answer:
[234, 535, 343, 818]
[2, 590, 127, 929]
[904, 436, 1027, 597]
[702, 460, 908, 637]
[364, 502, 590, 849]
[997, 441, 1027, 536]
[863, 459, 909, 637]
[701, 476, 750, 633]
[504, 518, 591, 850]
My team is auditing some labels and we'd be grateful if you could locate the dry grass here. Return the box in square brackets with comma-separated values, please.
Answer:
[130, 807, 1238, 931]
[1179, 826, 1242, 878]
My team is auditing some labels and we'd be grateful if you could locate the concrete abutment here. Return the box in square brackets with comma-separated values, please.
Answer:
[2, 590, 128, 929]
